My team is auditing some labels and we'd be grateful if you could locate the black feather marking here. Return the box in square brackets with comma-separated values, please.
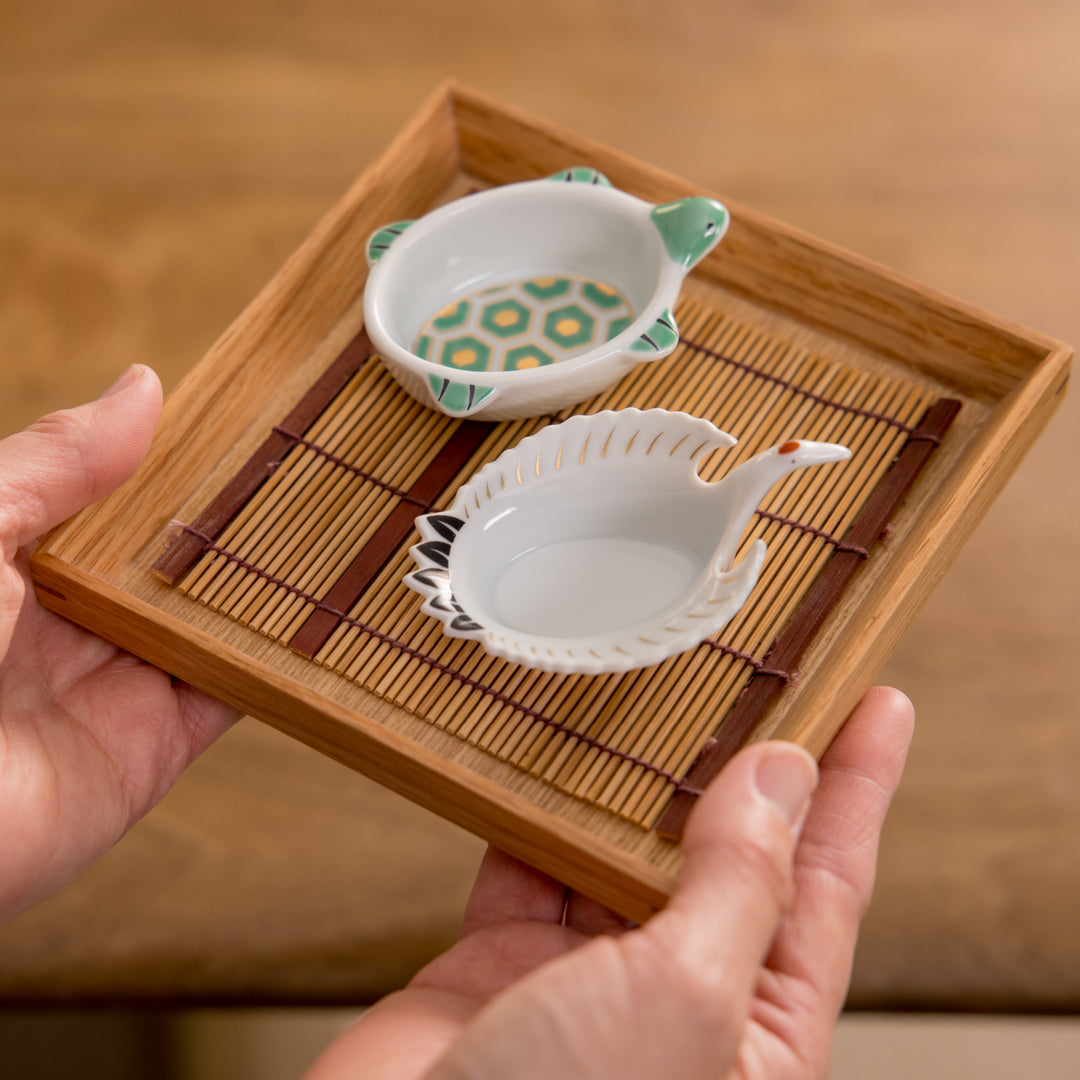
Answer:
[416, 540, 452, 567]
[425, 514, 466, 541]
[410, 567, 450, 590]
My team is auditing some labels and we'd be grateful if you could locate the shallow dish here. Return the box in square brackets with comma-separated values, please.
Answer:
[405, 409, 850, 673]
[363, 169, 728, 420]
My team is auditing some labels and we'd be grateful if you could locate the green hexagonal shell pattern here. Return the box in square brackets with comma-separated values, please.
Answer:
[414, 275, 635, 375]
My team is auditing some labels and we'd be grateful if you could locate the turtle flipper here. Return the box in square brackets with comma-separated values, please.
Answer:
[366, 220, 415, 266]
[546, 167, 613, 188]
[650, 197, 729, 270]
[427, 375, 497, 417]
[629, 308, 679, 359]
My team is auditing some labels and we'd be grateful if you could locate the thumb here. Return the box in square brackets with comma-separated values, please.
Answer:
[0, 365, 162, 554]
[629, 742, 819, 1064]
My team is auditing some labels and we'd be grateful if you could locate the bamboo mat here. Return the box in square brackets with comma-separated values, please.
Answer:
[158, 297, 954, 832]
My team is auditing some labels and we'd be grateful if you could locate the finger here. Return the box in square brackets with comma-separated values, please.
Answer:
[0, 364, 162, 554]
[644, 741, 818, 989]
[460, 846, 568, 935]
[762, 687, 915, 1040]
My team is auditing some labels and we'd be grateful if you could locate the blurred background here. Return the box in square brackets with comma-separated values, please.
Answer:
[1, 1, 1078, 1076]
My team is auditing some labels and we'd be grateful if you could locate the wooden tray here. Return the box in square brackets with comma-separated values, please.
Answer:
[31, 83, 1071, 921]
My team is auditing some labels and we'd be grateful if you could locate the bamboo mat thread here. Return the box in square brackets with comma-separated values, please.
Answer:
[157, 297, 955, 832]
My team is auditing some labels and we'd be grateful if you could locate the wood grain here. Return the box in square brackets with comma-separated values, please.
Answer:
[1, 0, 1078, 1011]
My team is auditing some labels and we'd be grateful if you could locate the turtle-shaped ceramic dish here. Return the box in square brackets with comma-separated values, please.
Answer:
[364, 169, 729, 420]
[404, 409, 850, 674]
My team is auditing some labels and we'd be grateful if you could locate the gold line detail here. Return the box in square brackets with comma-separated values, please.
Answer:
[625, 429, 640, 454]
[580, 434, 591, 465]
[535, 452, 541, 477]
[669, 434, 690, 456]
[556, 444, 563, 470]
[647, 431, 666, 455]
[516, 461, 522, 485]
[689, 439, 710, 460]
[602, 427, 615, 457]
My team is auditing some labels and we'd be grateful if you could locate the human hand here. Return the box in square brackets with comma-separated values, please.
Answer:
[0, 366, 239, 920]
[304, 686, 914, 1080]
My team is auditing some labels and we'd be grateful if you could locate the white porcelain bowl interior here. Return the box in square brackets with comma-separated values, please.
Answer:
[370, 185, 673, 356]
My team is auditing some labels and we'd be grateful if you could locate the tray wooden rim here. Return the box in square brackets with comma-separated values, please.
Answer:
[30, 82, 1072, 921]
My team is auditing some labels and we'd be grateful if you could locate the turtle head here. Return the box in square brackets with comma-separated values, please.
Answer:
[650, 197, 729, 270]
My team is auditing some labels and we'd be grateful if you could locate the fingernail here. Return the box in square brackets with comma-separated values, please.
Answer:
[754, 745, 819, 830]
[99, 364, 145, 399]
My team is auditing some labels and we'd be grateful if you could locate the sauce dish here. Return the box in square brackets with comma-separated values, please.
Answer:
[404, 409, 850, 673]
[364, 169, 729, 420]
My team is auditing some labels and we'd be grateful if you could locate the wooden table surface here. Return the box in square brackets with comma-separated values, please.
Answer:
[1, 0, 1077, 1010]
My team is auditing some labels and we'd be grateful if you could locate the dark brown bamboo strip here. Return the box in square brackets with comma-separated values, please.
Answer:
[655, 396, 963, 840]
[214, 372, 443, 623]
[256, 405, 458, 635]
[182, 364, 390, 612]
[155, 328, 375, 584]
[289, 419, 497, 657]
[184, 366, 386, 607]
[176, 362, 380, 600]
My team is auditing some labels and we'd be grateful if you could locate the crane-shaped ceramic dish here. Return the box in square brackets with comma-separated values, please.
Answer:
[364, 169, 729, 420]
[404, 409, 850, 673]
